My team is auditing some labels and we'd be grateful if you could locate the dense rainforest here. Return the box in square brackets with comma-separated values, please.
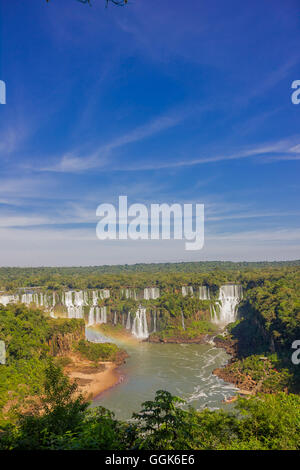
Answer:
[0, 261, 299, 450]
[0, 260, 299, 291]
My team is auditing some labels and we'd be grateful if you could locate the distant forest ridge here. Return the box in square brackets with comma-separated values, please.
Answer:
[1, 260, 300, 275]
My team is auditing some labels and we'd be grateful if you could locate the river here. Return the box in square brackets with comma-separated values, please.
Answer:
[88, 327, 237, 420]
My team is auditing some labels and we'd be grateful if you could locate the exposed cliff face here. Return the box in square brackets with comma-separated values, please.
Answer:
[48, 323, 85, 356]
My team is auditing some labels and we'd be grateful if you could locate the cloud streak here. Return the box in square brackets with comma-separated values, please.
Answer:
[39, 108, 193, 173]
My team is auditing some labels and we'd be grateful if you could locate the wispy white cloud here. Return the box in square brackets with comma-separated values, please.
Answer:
[105, 137, 300, 171]
[39, 108, 193, 173]
[34, 134, 300, 175]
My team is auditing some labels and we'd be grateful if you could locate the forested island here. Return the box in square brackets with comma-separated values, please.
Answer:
[0, 260, 299, 450]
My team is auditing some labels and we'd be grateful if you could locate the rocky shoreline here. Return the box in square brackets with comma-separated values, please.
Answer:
[148, 334, 208, 344]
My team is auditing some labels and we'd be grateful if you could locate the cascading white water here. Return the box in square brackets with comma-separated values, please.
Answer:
[132, 307, 149, 339]
[43, 294, 50, 308]
[121, 288, 137, 300]
[0, 289, 111, 323]
[114, 311, 117, 325]
[182, 286, 193, 297]
[74, 291, 84, 307]
[144, 289, 150, 300]
[64, 291, 73, 307]
[152, 311, 157, 333]
[144, 287, 160, 300]
[95, 307, 100, 324]
[92, 291, 98, 306]
[199, 286, 210, 300]
[0, 294, 18, 306]
[95, 306, 107, 324]
[126, 312, 131, 329]
[211, 284, 243, 326]
[181, 311, 185, 330]
[64, 291, 84, 319]
[99, 289, 110, 299]
[88, 307, 95, 326]
[21, 293, 33, 304]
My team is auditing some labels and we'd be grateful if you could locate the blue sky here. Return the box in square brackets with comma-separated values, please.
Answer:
[0, 0, 299, 266]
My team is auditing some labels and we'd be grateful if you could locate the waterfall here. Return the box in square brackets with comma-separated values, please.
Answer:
[199, 286, 210, 300]
[67, 305, 83, 319]
[95, 307, 100, 323]
[152, 310, 157, 333]
[43, 294, 49, 308]
[126, 312, 131, 330]
[144, 287, 160, 300]
[74, 291, 84, 307]
[64, 291, 84, 319]
[182, 286, 193, 297]
[114, 311, 117, 325]
[88, 307, 95, 326]
[95, 306, 107, 324]
[92, 291, 98, 306]
[99, 289, 110, 299]
[64, 291, 73, 307]
[211, 284, 243, 326]
[122, 288, 137, 300]
[0, 288, 110, 322]
[181, 311, 185, 330]
[0, 295, 17, 306]
[132, 307, 149, 339]
[210, 304, 218, 324]
[21, 293, 33, 305]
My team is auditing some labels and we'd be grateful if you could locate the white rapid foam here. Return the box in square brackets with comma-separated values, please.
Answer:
[211, 284, 243, 326]
[132, 307, 149, 339]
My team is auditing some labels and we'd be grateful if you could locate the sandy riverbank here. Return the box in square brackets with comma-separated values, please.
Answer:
[64, 354, 125, 400]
